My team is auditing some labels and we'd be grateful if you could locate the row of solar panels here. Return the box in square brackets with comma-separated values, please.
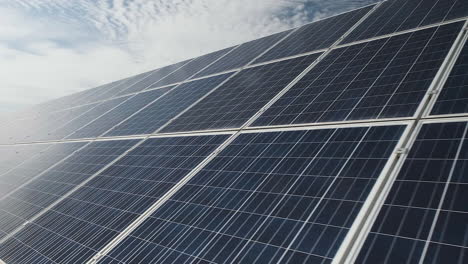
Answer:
[0, 0, 467, 263]
[0, 118, 467, 263]
[1, 0, 467, 145]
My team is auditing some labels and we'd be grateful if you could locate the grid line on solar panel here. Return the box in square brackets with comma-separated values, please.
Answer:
[0, 139, 139, 243]
[430, 29, 468, 116]
[151, 47, 235, 88]
[0, 135, 230, 264]
[161, 53, 322, 133]
[66, 87, 173, 140]
[355, 120, 468, 264]
[97, 125, 405, 264]
[253, 4, 375, 65]
[343, 0, 468, 44]
[104, 73, 234, 137]
[193, 30, 293, 78]
[251, 22, 464, 128]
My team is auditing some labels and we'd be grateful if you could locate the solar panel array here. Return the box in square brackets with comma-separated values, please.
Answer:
[0, 0, 467, 263]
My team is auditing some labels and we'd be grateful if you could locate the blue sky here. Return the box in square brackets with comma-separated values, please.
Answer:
[0, 0, 378, 113]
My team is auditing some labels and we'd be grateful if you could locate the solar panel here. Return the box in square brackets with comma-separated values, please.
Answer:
[98, 125, 405, 263]
[105, 73, 233, 137]
[343, 0, 468, 44]
[44, 97, 129, 141]
[194, 31, 292, 78]
[66, 88, 172, 140]
[355, 121, 468, 263]
[0, 139, 138, 240]
[115, 60, 192, 97]
[253, 5, 374, 64]
[151, 47, 235, 87]
[431, 40, 468, 116]
[0, 135, 228, 264]
[162, 53, 322, 133]
[252, 22, 464, 127]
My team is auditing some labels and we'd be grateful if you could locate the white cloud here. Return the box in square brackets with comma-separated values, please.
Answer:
[0, 0, 373, 112]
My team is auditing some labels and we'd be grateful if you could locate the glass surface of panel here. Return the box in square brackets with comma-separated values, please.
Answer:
[162, 53, 321, 133]
[0, 140, 138, 240]
[0, 135, 228, 264]
[254, 5, 373, 64]
[344, 0, 468, 44]
[106, 73, 233, 137]
[195, 31, 292, 77]
[253, 22, 463, 127]
[356, 121, 468, 264]
[431, 41, 468, 115]
[67, 88, 172, 139]
[101, 125, 405, 264]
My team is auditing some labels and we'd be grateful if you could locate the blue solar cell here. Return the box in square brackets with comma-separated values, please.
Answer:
[356, 121, 468, 264]
[0, 135, 228, 264]
[194, 31, 292, 78]
[115, 60, 191, 96]
[0, 139, 138, 241]
[252, 22, 463, 127]
[153, 47, 235, 87]
[431, 40, 468, 115]
[162, 53, 321, 133]
[105, 73, 233, 137]
[100, 125, 405, 264]
[45, 97, 128, 141]
[67, 87, 172, 139]
[253, 5, 374, 64]
[344, 0, 468, 44]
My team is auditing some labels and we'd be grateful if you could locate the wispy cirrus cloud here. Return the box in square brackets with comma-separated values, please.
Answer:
[0, 0, 378, 112]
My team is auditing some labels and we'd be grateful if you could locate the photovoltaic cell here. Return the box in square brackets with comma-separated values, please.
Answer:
[0, 106, 91, 144]
[162, 53, 321, 133]
[0, 139, 138, 240]
[252, 22, 463, 127]
[0, 135, 228, 264]
[431, 40, 468, 115]
[0, 144, 50, 175]
[96, 73, 156, 101]
[152, 47, 234, 87]
[356, 121, 468, 264]
[253, 5, 373, 64]
[67, 87, 172, 139]
[115, 60, 191, 96]
[45, 97, 128, 141]
[194, 31, 292, 78]
[100, 125, 405, 264]
[343, 0, 468, 44]
[105, 73, 233, 137]
[0, 142, 86, 200]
